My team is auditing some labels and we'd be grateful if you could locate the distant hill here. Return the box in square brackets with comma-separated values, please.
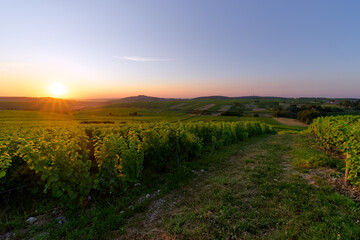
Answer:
[0, 97, 41, 102]
[192, 96, 288, 100]
[0, 95, 358, 112]
[0, 97, 104, 112]
[192, 96, 230, 100]
[109, 95, 289, 103]
[236, 96, 289, 100]
[108, 95, 178, 103]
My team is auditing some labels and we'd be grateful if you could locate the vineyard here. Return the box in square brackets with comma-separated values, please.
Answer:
[0, 121, 274, 205]
[2, 113, 360, 239]
[310, 115, 360, 185]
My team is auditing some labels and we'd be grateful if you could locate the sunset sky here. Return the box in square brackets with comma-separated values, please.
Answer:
[0, 0, 359, 99]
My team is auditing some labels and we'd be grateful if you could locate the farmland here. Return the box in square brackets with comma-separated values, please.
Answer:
[2, 1, 360, 238]
[1, 97, 360, 239]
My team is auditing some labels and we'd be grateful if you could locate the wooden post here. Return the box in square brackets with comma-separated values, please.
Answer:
[345, 153, 349, 186]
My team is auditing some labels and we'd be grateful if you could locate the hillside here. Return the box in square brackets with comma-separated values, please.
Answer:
[0, 95, 358, 114]
[108, 95, 178, 103]
[0, 97, 104, 112]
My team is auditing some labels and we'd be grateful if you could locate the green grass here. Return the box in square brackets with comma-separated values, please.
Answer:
[291, 134, 344, 169]
[163, 134, 360, 239]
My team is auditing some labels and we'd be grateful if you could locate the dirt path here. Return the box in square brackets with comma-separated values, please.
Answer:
[115, 135, 290, 239]
[115, 134, 360, 239]
[273, 117, 308, 127]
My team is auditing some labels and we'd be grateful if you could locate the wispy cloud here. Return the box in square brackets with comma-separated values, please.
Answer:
[114, 56, 173, 62]
[0, 62, 33, 72]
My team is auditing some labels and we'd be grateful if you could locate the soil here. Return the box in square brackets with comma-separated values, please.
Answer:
[196, 104, 215, 111]
[218, 105, 231, 112]
[273, 117, 308, 127]
[170, 103, 187, 109]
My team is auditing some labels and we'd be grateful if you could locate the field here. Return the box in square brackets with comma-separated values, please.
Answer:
[1, 97, 360, 239]
[2, 1, 360, 239]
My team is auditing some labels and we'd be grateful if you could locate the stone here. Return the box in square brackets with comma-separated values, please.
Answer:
[26, 217, 37, 224]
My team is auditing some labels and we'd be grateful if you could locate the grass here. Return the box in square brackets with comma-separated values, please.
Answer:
[162, 134, 360, 239]
[291, 134, 344, 170]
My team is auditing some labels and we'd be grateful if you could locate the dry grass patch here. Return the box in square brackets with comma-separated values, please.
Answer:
[196, 104, 215, 111]
[273, 117, 308, 127]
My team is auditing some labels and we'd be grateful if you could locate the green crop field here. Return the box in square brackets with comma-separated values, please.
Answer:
[1, 98, 359, 240]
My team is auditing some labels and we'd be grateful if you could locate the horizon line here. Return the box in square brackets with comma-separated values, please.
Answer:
[0, 95, 359, 100]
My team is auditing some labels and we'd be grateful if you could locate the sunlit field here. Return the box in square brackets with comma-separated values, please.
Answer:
[1, 0, 360, 239]
[2, 96, 360, 239]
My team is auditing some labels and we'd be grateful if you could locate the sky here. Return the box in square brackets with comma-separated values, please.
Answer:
[0, 0, 359, 99]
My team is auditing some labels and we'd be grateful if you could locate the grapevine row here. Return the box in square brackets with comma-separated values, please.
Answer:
[309, 116, 360, 185]
[0, 121, 274, 204]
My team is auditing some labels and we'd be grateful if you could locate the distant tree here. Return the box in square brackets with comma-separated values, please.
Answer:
[340, 100, 352, 109]
[233, 102, 242, 107]
[274, 109, 281, 117]
[353, 100, 360, 110]
[287, 104, 299, 113]
[297, 110, 322, 124]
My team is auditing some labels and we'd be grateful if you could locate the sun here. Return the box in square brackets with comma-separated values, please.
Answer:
[49, 83, 67, 97]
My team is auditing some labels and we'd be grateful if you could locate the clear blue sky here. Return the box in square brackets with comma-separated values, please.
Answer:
[0, 0, 359, 98]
